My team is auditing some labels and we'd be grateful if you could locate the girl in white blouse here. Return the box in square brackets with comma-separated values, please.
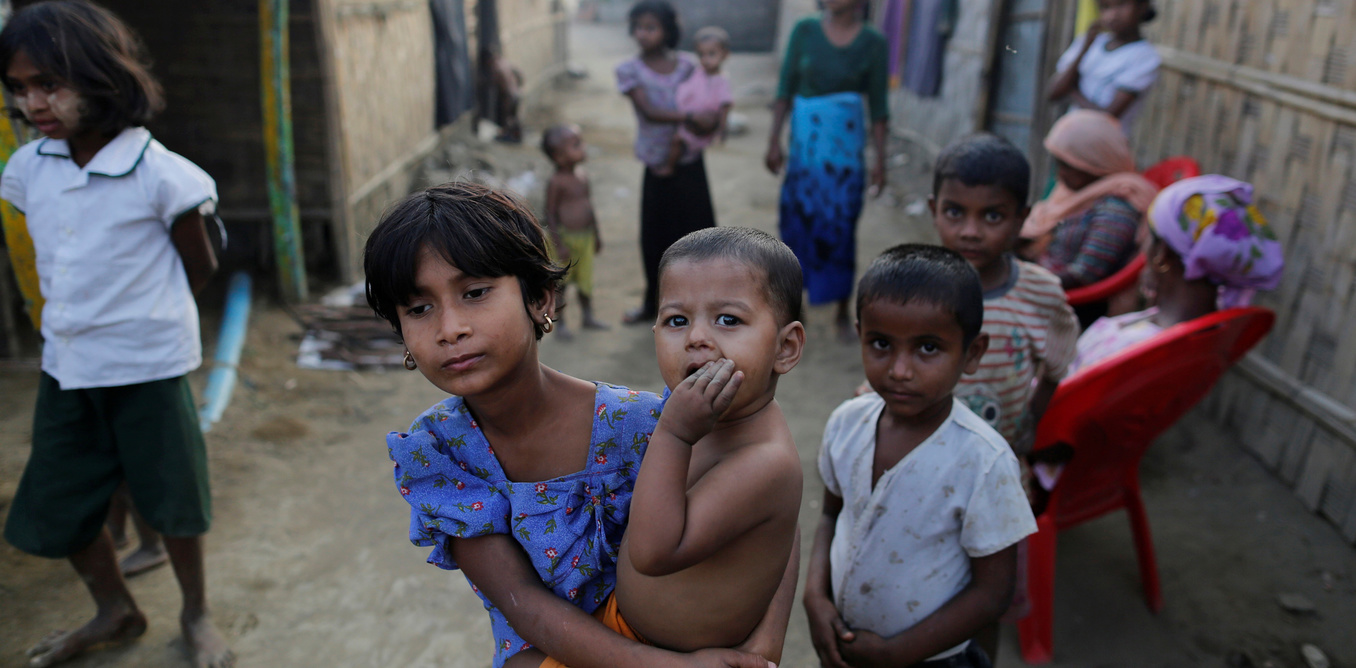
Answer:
[0, 2, 232, 666]
[1047, 0, 1161, 136]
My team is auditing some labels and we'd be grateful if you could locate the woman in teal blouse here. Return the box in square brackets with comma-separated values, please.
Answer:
[765, 0, 889, 341]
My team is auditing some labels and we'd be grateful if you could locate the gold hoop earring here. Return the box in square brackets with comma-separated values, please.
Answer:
[542, 313, 555, 334]
[403, 350, 418, 370]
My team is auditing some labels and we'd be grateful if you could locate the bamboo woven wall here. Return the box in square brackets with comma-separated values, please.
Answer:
[1134, 0, 1356, 542]
[499, 0, 569, 94]
[317, 0, 439, 279]
[325, 0, 438, 193]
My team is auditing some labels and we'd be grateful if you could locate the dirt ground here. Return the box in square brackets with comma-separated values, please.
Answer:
[2, 20, 1354, 668]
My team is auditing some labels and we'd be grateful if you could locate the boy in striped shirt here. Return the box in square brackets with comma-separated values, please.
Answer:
[930, 135, 1079, 454]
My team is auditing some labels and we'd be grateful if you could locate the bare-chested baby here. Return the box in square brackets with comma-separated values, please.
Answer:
[518, 226, 807, 667]
[541, 124, 609, 338]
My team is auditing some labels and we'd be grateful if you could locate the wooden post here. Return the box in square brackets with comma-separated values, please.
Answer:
[311, 0, 354, 282]
[260, 0, 308, 301]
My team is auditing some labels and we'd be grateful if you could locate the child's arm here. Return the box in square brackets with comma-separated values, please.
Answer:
[869, 119, 888, 196]
[543, 177, 566, 257]
[803, 491, 851, 668]
[170, 209, 218, 294]
[764, 98, 790, 174]
[836, 546, 1018, 667]
[584, 176, 601, 253]
[735, 528, 800, 663]
[626, 89, 718, 129]
[717, 103, 732, 144]
[452, 533, 772, 668]
[1032, 297, 1079, 424]
[1029, 377, 1059, 426]
[626, 360, 797, 576]
[1047, 27, 1099, 102]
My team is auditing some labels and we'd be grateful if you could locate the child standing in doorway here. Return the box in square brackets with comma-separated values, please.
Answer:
[655, 26, 732, 177]
[806, 246, 1037, 667]
[542, 124, 609, 338]
[0, 2, 231, 666]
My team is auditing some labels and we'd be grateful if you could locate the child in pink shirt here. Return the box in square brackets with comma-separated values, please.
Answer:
[656, 26, 733, 177]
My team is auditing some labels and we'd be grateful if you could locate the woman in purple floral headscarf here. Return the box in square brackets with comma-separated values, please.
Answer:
[1067, 175, 1284, 374]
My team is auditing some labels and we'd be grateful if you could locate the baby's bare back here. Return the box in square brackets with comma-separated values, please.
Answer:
[550, 172, 596, 232]
[615, 416, 802, 651]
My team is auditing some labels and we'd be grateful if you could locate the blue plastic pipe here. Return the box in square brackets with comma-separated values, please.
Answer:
[200, 271, 252, 432]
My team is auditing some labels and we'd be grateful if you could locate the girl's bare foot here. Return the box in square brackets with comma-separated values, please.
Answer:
[120, 544, 169, 577]
[26, 605, 147, 667]
[182, 611, 235, 668]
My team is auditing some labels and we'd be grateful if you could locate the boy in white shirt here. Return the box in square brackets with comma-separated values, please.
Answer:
[805, 245, 1037, 668]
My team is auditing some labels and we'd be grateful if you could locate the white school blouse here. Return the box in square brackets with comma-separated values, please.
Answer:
[818, 394, 1037, 660]
[1, 126, 218, 390]
[1056, 32, 1161, 135]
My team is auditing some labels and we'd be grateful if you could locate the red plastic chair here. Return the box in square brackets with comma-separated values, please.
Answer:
[1142, 156, 1202, 189]
[1018, 307, 1275, 664]
[1065, 254, 1147, 306]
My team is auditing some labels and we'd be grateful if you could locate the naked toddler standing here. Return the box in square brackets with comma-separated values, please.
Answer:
[542, 123, 609, 338]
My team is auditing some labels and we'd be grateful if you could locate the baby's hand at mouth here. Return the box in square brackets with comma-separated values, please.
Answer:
[658, 358, 744, 445]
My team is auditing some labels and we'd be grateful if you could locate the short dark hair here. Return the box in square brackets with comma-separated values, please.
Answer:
[629, 1, 681, 50]
[693, 26, 730, 50]
[364, 182, 567, 340]
[856, 244, 984, 347]
[540, 123, 575, 163]
[0, 1, 165, 136]
[932, 133, 1031, 208]
[659, 227, 803, 326]
[1140, 0, 1158, 23]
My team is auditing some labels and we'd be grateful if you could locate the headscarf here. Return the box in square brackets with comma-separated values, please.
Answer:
[1021, 110, 1161, 238]
[1148, 175, 1284, 307]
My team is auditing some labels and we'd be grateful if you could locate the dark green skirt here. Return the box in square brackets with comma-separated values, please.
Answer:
[4, 372, 211, 558]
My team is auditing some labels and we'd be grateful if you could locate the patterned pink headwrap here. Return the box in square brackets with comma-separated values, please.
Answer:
[1147, 175, 1284, 307]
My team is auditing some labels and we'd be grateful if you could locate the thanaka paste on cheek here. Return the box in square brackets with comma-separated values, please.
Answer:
[12, 92, 30, 120]
[48, 88, 84, 130]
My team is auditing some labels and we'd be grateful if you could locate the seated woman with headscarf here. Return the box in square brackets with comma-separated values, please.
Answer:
[1066, 174, 1284, 375]
[1027, 175, 1284, 499]
[1020, 111, 1159, 320]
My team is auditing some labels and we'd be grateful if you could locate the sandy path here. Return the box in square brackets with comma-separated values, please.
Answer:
[1, 20, 1353, 668]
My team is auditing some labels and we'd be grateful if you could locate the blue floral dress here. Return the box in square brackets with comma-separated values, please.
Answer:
[388, 383, 663, 667]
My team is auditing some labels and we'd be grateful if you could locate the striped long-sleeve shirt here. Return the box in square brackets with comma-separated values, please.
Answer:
[1040, 195, 1141, 288]
[956, 258, 1080, 453]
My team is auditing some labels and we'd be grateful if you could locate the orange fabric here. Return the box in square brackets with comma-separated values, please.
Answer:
[537, 595, 649, 668]
[1021, 110, 1160, 239]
